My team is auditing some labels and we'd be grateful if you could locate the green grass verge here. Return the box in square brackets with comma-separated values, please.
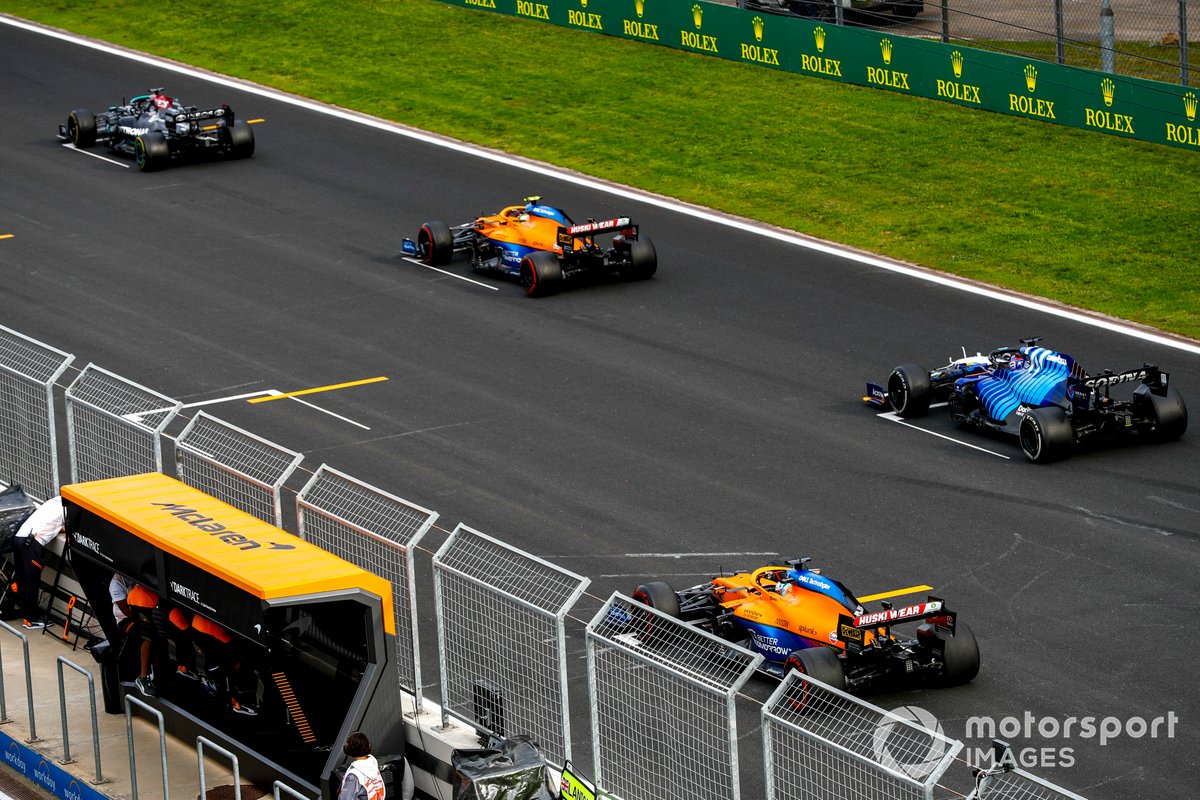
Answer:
[5, 1, 1199, 339]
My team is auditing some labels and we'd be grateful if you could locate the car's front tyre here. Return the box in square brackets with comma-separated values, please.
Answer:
[888, 364, 932, 418]
[417, 221, 454, 266]
[67, 109, 96, 148]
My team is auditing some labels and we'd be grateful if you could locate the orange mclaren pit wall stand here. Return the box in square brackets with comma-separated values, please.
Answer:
[60, 473, 404, 799]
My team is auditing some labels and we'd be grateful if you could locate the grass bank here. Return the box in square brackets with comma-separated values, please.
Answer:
[5, 1, 1198, 339]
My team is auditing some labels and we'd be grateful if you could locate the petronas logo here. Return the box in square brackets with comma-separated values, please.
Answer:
[951, 50, 963, 79]
[1185, 91, 1197, 122]
[814, 25, 826, 53]
[880, 38, 893, 65]
[1100, 77, 1115, 107]
[692, 3, 703, 27]
[635, 0, 645, 16]
[753, 15, 764, 42]
[1024, 64, 1038, 92]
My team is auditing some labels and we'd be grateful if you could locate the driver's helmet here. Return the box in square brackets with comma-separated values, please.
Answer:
[150, 93, 174, 111]
[989, 348, 1021, 369]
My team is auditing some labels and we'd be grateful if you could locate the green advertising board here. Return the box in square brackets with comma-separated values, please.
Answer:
[443, 0, 1199, 151]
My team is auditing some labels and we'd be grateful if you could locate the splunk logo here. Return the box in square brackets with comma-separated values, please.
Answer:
[151, 502, 295, 551]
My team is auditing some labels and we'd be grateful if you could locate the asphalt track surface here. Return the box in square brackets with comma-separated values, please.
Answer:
[1, 18, 1197, 800]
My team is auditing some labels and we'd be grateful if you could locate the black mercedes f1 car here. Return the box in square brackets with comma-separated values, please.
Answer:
[58, 88, 254, 172]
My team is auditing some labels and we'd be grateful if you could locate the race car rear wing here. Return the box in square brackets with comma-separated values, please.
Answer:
[837, 597, 956, 652]
[1078, 364, 1169, 394]
[173, 106, 235, 127]
[556, 217, 636, 250]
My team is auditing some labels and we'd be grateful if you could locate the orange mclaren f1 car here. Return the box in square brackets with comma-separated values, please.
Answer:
[402, 196, 657, 297]
[632, 557, 979, 693]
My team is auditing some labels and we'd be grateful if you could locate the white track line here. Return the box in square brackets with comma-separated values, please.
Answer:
[7, 15, 1197, 357]
[61, 142, 129, 167]
[876, 406, 1012, 459]
[401, 256, 499, 290]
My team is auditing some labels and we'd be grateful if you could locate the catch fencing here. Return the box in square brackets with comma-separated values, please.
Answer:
[763, 670, 961, 800]
[175, 410, 303, 528]
[0, 325, 72, 501]
[0, 330, 1099, 800]
[432, 524, 589, 766]
[586, 592, 762, 800]
[64, 363, 180, 483]
[296, 464, 439, 709]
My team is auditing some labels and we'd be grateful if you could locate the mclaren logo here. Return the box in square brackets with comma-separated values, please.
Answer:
[151, 502, 296, 551]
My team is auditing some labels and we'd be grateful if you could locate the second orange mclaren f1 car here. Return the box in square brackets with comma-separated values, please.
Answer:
[632, 557, 979, 693]
[402, 196, 657, 297]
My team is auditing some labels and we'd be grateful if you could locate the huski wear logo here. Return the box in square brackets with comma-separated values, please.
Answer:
[937, 51, 981, 105]
[873, 705, 950, 780]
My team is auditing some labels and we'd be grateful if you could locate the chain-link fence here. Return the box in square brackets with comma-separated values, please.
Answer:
[174, 410, 303, 527]
[586, 592, 763, 800]
[64, 363, 180, 483]
[725, 0, 1198, 84]
[432, 524, 589, 766]
[762, 670, 962, 800]
[0, 325, 73, 501]
[296, 464, 440, 710]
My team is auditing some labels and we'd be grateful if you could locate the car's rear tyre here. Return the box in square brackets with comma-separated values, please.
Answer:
[417, 221, 454, 266]
[520, 251, 563, 298]
[1019, 406, 1073, 463]
[134, 133, 170, 172]
[67, 109, 96, 148]
[220, 120, 255, 159]
[1133, 384, 1187, 443]
[887, 364, 932, 418]
[625, 236, 657, 281]
[784, 646, 846, 710]
[933, 621, 980, 686]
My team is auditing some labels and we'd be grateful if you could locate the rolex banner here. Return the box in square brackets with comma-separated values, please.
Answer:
[447, 0, 1199, 151]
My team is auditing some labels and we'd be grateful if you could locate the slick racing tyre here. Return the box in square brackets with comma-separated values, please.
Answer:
[625, 236, 657, 281]
[520, 251, 563, 298]
[784, 647, 846, 711]
[67, 109, 96, 148]
[932, 621, 980, 686]
[1133, 384, 1188, 443]
[887, 364, 932, 418]
[631, 581, 680, 645]
[1019, 406, 1073, 463]
[417, 221, 454, 266]
[134, 133, 170, 172]
[220, 120, 255, 159]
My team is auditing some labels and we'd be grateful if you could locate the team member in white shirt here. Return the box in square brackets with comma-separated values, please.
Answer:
[12, 496, 65, 630]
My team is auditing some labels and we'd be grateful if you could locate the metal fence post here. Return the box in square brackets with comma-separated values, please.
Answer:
[125, 694, 169, 800]
[56, 656, 110, 784]
[1100, 0, 1115, 73]
[940, 0, 949, 43]
[273, 780, 318, 800]
[1055, 0, 1065, 64]
[1182, 0, 1190, 85]
[0, 620, 39, 740]
[197, 736, 241, 800]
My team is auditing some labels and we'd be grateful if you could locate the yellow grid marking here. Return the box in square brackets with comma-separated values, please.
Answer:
[248, 376, 388, 403]
[858, 584, 933, 603]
